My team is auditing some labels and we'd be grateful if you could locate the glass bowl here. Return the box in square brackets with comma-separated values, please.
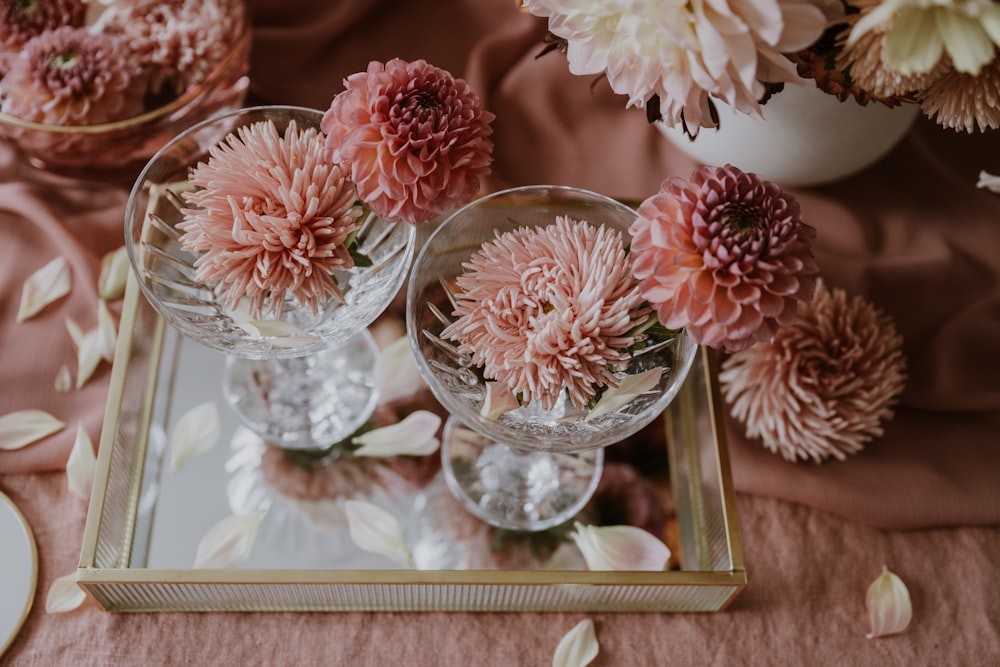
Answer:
[0, 12, 251, 180]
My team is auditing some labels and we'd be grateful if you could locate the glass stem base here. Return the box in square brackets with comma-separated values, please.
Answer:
[222, 329, 379, 451]
[441, 417, 603, 532]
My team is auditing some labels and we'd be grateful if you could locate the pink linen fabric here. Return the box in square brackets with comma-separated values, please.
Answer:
[1, 1, 999, 664]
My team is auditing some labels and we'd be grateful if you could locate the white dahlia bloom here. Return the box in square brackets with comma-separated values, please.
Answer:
[848, 0, 1000, 76]
[523, 0, 827, 130]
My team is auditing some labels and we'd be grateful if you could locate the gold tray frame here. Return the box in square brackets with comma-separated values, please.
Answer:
[78, 273, 746, 612]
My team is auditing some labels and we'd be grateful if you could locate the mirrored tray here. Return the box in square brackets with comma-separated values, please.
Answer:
[78, 273, 746, 612]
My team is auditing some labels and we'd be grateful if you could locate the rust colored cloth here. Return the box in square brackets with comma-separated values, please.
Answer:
[1, 1, 999, 663]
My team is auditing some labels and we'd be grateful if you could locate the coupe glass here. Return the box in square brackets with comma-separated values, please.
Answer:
[406, 185, 698, 531]
[125, 106, 415, 552]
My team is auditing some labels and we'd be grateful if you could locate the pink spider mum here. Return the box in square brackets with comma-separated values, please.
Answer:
[0, 25, 145, 125]
[0, 0, 86, 56]
[178, 120, 363, 319]
[103, 0, 245, 98]
[719, 280, 907, 463]
[322, 58, 495, 226]
[441, 216, 650, 410]
[629, 165, 818, 353]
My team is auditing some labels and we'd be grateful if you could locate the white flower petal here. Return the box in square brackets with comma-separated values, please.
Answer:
[54, 365, 73, 393]
[169, 401, 221, 474]
[882, 8, 945, 75]
[75, 330, 103, 389]
[866, 566, 913, 639]
[374, 335, 425, 405]
[569, 522, 670, 571]
[98, 246, 129, 301]
[937, 9, 995, 74]
[586, 367, 663, 421]
[18, 256, 72, 322]
[0, 409, 65, 450]
[65, 318, 84, 348]
[344, 499, 413, 568]
[544, 541, 588, 571]
[552, 619, 599, 667]
[193, 513, 265, 569]
[480, 381, 520, 421]
[235, 320, 304, 337]
[97, 300, 118, 362]
[352, 410, 441, 458]
[977, 170, 1000, 193]
[67, 423, 97, 499]
[45, 573, 86, 614]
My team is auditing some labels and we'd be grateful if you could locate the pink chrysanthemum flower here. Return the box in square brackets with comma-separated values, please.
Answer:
[719, 280, 907, 463]
[629, 165, 818, 353]
[0, 0, 86, 56]
[0, 25, 145, 125]
[919, 56, 1000, 133]
[442, 216, 650, 410]
[103, 0, 245, 97]
[322, 58, 495, 226]
[178, 120, 363, 319]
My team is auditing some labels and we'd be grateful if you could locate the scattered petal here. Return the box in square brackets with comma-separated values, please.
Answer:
[586, 367, 664, 421]
[344, 499, 413, 568]
[97, 300, 118, 362]
[169, 401, 221, 474]
[75, 330, 104, 389]
[54, 365, 73, 393]
[193, 513, 265, 569]
[544, 541, 588, 571]
[374, 335, 425, 405]
[234, 321, 321, 348]
[352, 410, 441, 458]
[866, 566, 913, 639]
[552, 619, 599, 667]
[45, 573, 85, 614]
[65, 318, 85, 348]
[0, 409, 66, 450]
[98, 246, 130, 301]
[977, 170, 1000, 193]
[17, 256, 72, 322]
[67, 423, 97, 499]
[569, 522, 671, 571]
[480, 381, 520, 421]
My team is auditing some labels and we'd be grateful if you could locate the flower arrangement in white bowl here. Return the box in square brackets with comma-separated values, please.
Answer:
[522, 0, 999, 185]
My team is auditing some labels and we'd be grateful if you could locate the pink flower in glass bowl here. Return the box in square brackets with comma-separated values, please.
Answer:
[322, 58, 495, 226]
[441, 215, 650, 410]
[0, 25, 145, 125]
[177, 119, 363, 319]
[103, 0, 246, 98]
[629, 165, 818, 353]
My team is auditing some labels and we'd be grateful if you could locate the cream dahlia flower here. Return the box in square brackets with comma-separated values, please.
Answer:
[848, 0, 1000, 77]
[719, 280, 907, 463]
[522, 0, 827, 130]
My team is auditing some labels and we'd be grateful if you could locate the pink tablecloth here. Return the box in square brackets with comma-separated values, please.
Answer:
[2, 1, 999, 664]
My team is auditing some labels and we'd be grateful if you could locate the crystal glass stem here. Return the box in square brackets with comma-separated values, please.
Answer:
[441, 417, 603, 531]
[222, 329, 379, 451]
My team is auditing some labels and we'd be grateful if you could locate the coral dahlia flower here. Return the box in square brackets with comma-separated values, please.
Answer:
[629, 165, 818, 352]
[322, 58, 494, 226]
[178, 120, 363, 319]
[442, 216, 650, 410]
